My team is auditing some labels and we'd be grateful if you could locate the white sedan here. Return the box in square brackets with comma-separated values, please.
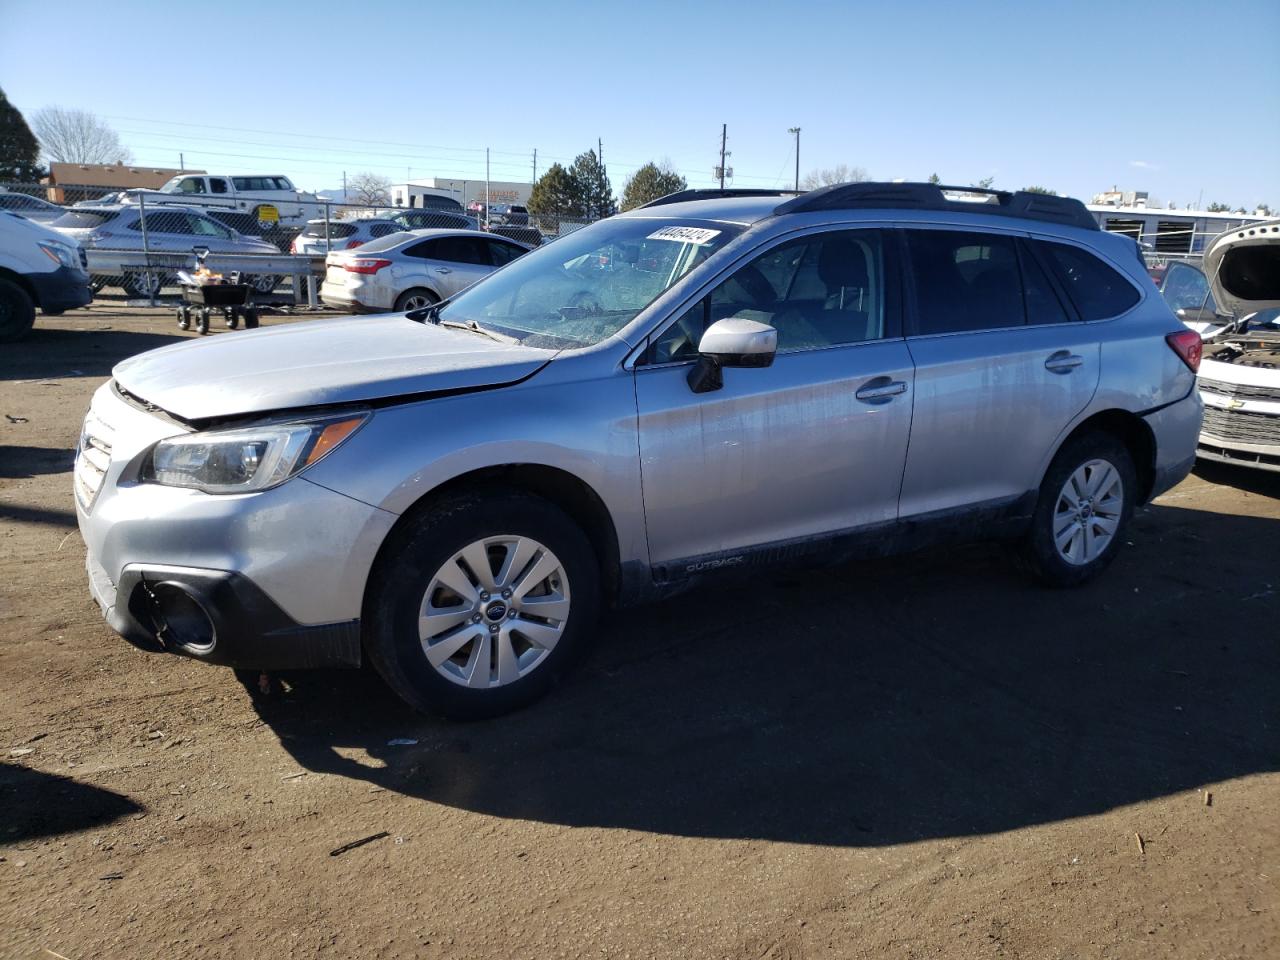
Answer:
[320, 229, 529, 313]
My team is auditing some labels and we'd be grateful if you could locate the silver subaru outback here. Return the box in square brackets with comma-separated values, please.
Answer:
[75, 183, 1204, 718]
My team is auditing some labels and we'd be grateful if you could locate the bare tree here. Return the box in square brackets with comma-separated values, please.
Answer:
[31, 107, 132, 165]
[348, 171, 392, 208]
[800, 164, 869, 190]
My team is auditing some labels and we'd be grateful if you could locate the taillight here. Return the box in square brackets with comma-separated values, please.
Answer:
[345, 239, 364, 249]
[289, 237, 298, 253]
[1166, 329, 1203, 373]
[343, 258, 391, 275]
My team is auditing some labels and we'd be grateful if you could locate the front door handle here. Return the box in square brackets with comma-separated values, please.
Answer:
[855, 378, 908, 402]
[1045, 351, 1084, 373]
[434, 267, 452, 275]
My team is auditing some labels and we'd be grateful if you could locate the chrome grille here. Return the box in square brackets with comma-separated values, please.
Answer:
[1197, 377, 1280, 403]
[74, 410, 114, 511]
[1200, 406, 1280, 446]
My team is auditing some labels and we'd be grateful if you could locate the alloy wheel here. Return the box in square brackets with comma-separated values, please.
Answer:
[418, 536, 571, 688]
[1053, 458, 1124, 565]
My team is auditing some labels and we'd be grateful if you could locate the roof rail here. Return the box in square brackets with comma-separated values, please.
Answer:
[774, 182, 1098, 231]
[639, 188, 799, 209]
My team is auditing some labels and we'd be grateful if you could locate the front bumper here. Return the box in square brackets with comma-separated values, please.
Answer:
[77, 381, 397, 670]
[87, 555, 362, 669]
[28, 264, 93, 313]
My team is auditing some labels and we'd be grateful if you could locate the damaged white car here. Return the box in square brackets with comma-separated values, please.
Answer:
[1160, 221, 1280, 472]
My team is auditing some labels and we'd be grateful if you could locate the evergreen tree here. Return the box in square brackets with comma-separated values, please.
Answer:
[620, 162, 687, 211]
[569, 149, 615, 219]
[527, 163, 582, 218]
[0, 88, 44, 181]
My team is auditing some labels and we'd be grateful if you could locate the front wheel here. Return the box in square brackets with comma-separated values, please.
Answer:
[0, 277, 37, 342]
[1019, 432, 1136, 587]
[122, 271, 165, 299]
[364, 491, 600, 719]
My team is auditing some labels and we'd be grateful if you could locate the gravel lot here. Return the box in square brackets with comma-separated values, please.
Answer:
[2, 302, 1277, 959]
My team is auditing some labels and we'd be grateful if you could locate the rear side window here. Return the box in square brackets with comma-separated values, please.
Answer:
[369, 223, 401, 238]
[906, 230, 1024, 333]
[1019, 244, 1073, 325]
[1037, 241, 1140, 320]
[423, 236, 489, 265]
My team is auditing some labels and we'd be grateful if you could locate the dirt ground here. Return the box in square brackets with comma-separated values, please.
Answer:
[1, 301, 1277, 960]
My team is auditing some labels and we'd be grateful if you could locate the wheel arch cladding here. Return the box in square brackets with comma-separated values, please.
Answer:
[365, 464, 622, 607]
[0, 267, 39, 307]
[1057, 409, 1157, 504]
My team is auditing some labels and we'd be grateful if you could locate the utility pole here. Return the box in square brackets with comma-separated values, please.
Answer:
[719, 124, 727, 189]
[179, 152, 185, 171]
[343, 171, 347, 200]
[532, 148, 537, 185]
[788, 127, 801, 191]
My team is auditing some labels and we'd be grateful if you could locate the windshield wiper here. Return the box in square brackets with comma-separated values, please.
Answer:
[405, 302, 441, 324]
[439, 318, 510, 343]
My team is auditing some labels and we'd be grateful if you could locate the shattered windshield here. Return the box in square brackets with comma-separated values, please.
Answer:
[436, 217, 742, 347]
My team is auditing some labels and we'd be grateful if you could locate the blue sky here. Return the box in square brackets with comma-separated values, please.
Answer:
[3, 0, 1278, 207]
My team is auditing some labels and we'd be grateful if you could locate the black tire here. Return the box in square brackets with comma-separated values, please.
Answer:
[224, 307, 239, 330]
[90, 278, 107, 295]
[244, 308, 260, 329]
[176, 306, 191, 331]
[0, 277, 37, 342]
[195, 308, 210, 336]
[393, 288, 439, 313]
[1018, 431, 1137, 587]
[364, 490, 601, 719]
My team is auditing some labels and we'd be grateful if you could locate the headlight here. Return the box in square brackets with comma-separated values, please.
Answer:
[140, 413, 367, 494]
[38, 240, 79, 270]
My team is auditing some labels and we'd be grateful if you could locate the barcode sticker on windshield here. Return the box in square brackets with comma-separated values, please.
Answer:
[647, 226, 721, 245]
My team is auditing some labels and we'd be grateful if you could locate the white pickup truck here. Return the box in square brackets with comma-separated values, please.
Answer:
[123, 174, 329, 230]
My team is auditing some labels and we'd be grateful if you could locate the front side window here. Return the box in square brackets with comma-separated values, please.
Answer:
[487, 240, 525, 266]
[437, 217, 743, 348]
[645, 230, 888, 363]
[175, 177, 205, 195]
[907, 229, 1024, 334]
[1038, 241, 1140, 320]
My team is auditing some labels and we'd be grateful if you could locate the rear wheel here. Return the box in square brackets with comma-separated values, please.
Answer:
[122, 271, 164, 299]
[0, 278, 37, 342]
[393, 288, 439, 313]
[364, 491, 600, 719]
[248, 274, 279, 294]
[1019, 432, 1136, 587]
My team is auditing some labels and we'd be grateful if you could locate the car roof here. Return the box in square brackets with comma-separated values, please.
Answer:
[616, 195, 786, 226]
[618, 182, 1101, 234]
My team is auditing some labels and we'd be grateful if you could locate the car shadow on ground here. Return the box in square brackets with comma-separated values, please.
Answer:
[1, 762, 143, 842]
[1, 326, 185, 381]
[234, 498, 1280, 848]
[0, 446, 76, 480]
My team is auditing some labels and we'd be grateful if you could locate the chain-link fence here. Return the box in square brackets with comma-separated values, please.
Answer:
[0, 179, 600, 306]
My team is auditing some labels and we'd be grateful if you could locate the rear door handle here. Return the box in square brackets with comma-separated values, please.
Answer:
[855, 378, 908, 402]
[1045, 351, 1084, 373]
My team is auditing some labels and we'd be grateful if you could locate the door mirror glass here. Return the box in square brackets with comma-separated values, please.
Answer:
[687, 317, 777, 393]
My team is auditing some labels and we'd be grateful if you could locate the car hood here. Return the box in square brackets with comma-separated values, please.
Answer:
[113, 313, 555, 422]
[1203, 219, 1280, 315]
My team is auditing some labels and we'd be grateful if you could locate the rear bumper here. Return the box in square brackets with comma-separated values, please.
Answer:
[1143, 389, 1203, 501]
[29, 264, 93, 313]
[87, 552, 362, 670]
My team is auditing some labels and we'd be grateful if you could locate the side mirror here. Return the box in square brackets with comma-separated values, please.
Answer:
[687, 317, 777, 394]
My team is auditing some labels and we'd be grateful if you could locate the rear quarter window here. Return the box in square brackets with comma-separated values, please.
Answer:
[1037, 241, 1140, 321]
